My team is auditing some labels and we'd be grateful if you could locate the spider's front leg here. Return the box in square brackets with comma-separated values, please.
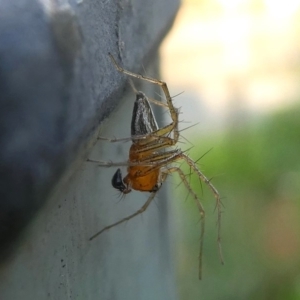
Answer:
[109, 53, 180, 145]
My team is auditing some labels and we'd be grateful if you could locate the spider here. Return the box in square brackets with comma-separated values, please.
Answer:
[88, 53, 224, 279]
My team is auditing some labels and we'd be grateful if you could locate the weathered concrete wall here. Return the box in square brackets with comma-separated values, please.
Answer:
[0, 58, 177, 299]
[0, 0, 180, 299]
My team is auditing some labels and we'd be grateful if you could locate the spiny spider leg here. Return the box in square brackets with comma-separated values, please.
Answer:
[117, 148, 222, 277]
[148, 97, 169, 108]
[97, 133, 175, 149]
[109, 53, 179, 143]
[89, 190, 158, 241]
[97, 132, 168, 143]
[97, 136, 133, 142]
[86, 158, 157, 167]
[162, 166, 205, 280]
[180, 153, 224, 265]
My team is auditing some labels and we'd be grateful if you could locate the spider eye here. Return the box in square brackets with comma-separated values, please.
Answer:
[111, 169, 127, 192]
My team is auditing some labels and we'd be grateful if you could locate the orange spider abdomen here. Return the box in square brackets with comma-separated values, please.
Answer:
[124, 143, 160, 192]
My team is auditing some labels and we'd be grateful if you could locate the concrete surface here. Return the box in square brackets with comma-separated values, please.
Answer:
[0, 56, 178, 299]
[0, 0, 180, 297]
[0, 0, 179, 260]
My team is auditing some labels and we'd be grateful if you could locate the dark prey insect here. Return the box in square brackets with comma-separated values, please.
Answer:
[88, 53, 224, 279]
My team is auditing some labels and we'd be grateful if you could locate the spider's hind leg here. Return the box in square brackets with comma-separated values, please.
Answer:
[180, 153, 224, 267]
[162, 167, 205, 280]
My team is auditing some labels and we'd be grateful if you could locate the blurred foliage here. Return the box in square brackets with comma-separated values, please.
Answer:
[172, 105, 300, 299]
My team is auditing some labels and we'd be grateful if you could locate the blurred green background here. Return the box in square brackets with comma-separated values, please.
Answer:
[159, 0, 300, 298]
[172, 105, 300, 299]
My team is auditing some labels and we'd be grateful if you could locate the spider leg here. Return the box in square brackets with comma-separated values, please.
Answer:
[148, 97, 169, 108]
[180, 153, 224, 266]
[140, 149, 181, 164]
[89, 190, 158, 241]
[86, 158, 156, 167]
[87, 149, 180, 168]
[97, 136, 133, 143]
[162, 167, 205, 280]
[137, 150, 224, 273]
[97, 133, 164, 143]
[128, 77, 169, 109]
[128, 149, 183, 177]
[134, 135, 177, 152]
[109, 53, 179, 144]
